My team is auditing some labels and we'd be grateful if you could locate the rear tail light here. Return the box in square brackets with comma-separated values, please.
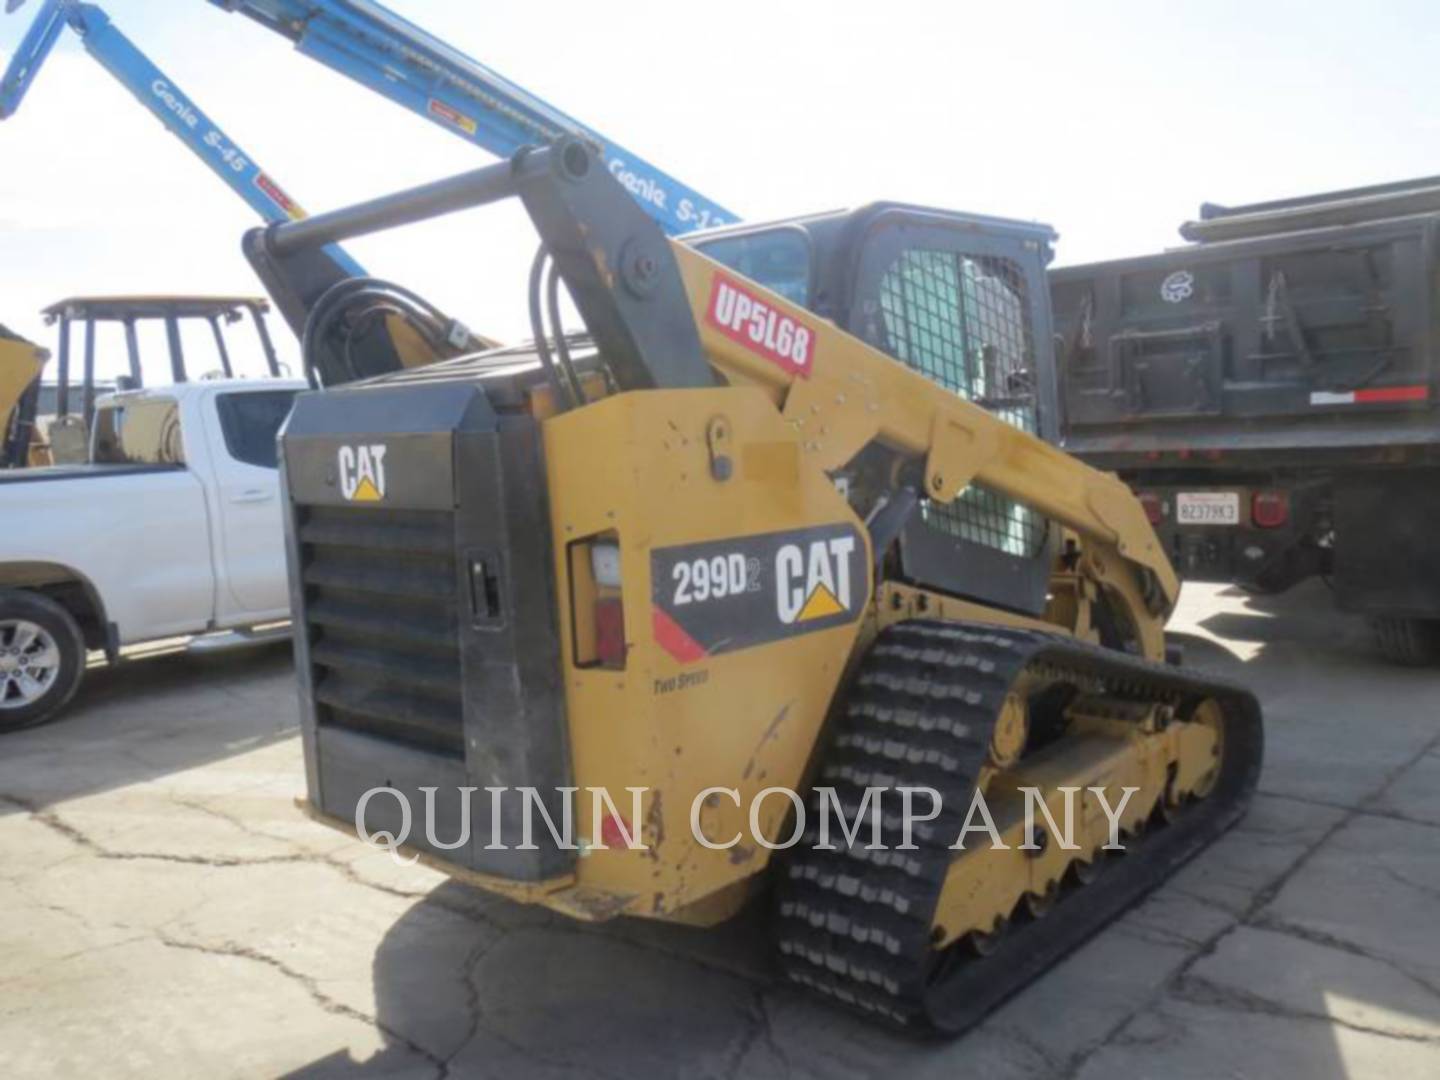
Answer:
[1137, 492, 1164, 526]
[592, 597, 627, 668]
[1252, 491, 1290, 529]
[570, 536, 626, 669]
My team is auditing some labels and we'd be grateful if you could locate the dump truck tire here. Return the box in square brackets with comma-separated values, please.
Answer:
[1372, 617, 1440, 666]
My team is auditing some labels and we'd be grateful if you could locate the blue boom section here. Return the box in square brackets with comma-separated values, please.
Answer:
[209, 0, 736, 235]
[1, 1, 365, 274]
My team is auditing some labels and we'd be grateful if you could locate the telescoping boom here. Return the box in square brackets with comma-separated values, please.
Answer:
[1, 0, 364, 274]
[207, 0, 736, 235]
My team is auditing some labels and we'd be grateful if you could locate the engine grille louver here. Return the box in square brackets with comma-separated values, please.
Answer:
[298, 505, 464, 758]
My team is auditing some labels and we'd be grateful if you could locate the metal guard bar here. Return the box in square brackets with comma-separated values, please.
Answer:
[266, 143, 570, 256]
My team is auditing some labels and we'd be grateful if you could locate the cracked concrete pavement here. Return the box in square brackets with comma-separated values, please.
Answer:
[2, 581, 1438, 1078]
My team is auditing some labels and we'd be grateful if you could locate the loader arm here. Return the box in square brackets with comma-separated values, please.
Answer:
[671, 246, 1181, 621]
[248, 140, 1175, 636]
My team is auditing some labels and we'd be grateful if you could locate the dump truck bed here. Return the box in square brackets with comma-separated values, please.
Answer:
[1051, 212, 1440, 468]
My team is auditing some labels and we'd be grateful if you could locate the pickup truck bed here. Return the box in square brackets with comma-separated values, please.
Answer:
[0, 378, 306, 729]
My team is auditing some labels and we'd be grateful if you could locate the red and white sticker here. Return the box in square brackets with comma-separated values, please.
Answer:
[1310, 385, 1430, 406]
[706, 273, 815, 378]
[427, 98, 478, 136]
[255, 173, 305, 221]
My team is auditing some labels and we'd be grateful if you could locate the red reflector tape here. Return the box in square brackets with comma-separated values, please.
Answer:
[1312, 386, 1429, 406]
[1357, 385, 1430, 404]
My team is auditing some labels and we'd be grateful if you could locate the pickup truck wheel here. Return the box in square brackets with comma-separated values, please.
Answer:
[0, 591, 86, 734]
[1372, 617, 1440, 667]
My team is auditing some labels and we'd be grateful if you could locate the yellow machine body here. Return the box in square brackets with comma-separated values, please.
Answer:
[0, 328, 47, 466]
[346, 245, 1224, 940]
[509, 247, 1172, 918]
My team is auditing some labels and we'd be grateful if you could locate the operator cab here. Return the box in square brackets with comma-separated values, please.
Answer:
[692, 206, 1062, 617]
[689, 204, 1059, 436]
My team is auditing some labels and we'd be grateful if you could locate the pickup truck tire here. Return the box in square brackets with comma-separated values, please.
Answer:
[1372, 617, 1440, 667]
[0, 590, 86, 733]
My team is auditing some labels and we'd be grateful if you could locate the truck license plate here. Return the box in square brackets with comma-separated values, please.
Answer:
[1176, 492, 1240, 526]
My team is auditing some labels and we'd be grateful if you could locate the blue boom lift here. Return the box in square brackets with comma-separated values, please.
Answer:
[2, 0, 734, 239]
[207, 0, 735, 235]
[1, 0, 365, 273]
[2, 0, 734, 383]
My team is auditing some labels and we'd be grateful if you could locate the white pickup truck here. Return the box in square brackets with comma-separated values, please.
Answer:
[0, 379, 306, 731]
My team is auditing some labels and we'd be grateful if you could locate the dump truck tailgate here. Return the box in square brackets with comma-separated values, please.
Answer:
[1051, 214, 1440, 466]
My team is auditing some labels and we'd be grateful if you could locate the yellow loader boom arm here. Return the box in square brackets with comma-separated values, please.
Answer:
[673, 247, 1180, 622]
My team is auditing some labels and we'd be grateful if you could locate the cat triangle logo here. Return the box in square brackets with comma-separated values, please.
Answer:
[797, 583, 844, 622]
[351, 475, 383, 502]
[776, 535, 858, 626]
[338, 444, 388, 503]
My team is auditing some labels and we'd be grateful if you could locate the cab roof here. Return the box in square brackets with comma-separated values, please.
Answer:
[41, 296, 272, 321]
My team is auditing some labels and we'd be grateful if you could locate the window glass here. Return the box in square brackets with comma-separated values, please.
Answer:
[92, 397, 185, 466]
[878, 250, 1045, 557]
[215, 390, 299, 469]
[696, 230, 812, 306]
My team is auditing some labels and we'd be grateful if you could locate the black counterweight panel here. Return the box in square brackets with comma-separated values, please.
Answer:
[282, 377, 575, 882]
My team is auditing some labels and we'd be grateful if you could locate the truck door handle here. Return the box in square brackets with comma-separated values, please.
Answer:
[231, 489, 275, 505]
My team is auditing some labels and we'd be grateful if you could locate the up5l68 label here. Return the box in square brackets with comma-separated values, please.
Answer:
[706, 273, 816, 378]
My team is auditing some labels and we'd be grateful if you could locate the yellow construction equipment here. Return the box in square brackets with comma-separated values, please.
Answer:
[0, 324, 47, 468]
[254, 141, 1264, 1032]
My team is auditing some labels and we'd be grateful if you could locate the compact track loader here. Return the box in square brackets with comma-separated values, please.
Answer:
[253, 140, 1264, 1032]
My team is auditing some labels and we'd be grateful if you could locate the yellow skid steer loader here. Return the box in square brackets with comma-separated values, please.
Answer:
[249, 140, 1263, 1032]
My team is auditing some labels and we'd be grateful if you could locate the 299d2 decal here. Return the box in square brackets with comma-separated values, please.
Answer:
[651, 524, 869, 663]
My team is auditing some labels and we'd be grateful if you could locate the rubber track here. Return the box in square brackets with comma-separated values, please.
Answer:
[773, 621, 1263, 1032]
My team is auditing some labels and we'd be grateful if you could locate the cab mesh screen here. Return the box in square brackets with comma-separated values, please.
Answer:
[879, 250, 1046, 557]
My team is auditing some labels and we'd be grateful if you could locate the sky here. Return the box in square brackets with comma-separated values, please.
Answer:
[3, 0, 1440, 382]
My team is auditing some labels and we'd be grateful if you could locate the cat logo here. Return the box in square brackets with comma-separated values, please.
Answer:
[651, 525, 866, 662]
[337, 444, 388, 503]
[776, 536, 857, 624]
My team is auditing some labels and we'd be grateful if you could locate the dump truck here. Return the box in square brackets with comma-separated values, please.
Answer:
[1051, 176, 1440, 663]
[252, 140, 1263, 1032]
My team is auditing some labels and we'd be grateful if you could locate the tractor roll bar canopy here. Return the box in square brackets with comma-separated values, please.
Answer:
[40, 295, 282, 421]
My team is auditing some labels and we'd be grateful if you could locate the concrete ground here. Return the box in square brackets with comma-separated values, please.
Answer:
[2, 582, 1438, 1078]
